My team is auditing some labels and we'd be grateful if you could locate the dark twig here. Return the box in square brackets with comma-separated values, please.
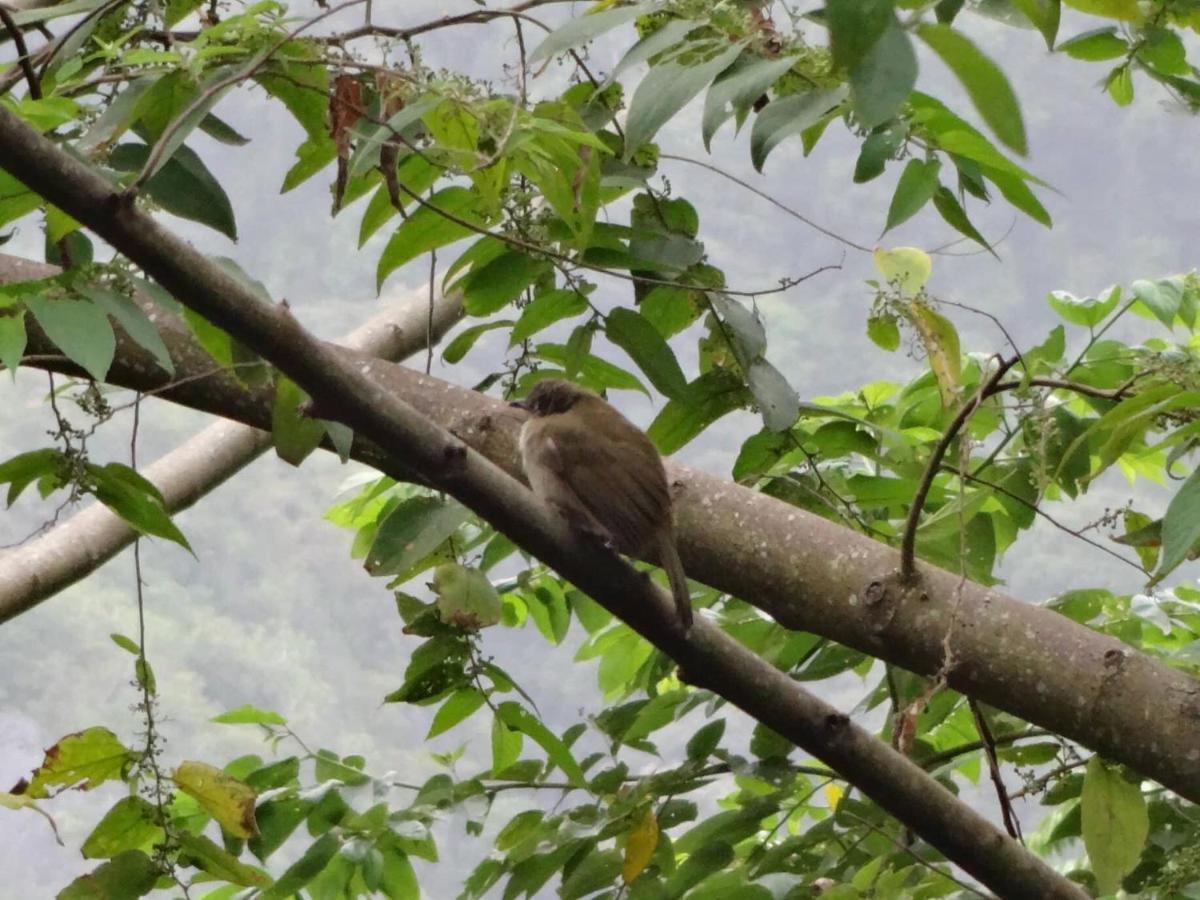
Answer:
[969, 698, 1024, 843]
[899, 355, 1019, 581]
[0, 5, 42, 100]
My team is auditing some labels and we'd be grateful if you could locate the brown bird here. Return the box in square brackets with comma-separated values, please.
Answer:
[512, 379, 693, 629]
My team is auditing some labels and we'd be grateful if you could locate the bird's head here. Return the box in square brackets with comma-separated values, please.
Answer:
[510, 378, 595, 417]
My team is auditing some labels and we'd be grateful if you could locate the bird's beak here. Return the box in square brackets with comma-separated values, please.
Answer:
[509, 399, 529, 411]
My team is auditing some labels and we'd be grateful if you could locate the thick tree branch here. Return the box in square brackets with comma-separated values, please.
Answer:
[0, 104, 1085, 899]
[10, 248, 1200, 807]
[0, 269, 461, 622]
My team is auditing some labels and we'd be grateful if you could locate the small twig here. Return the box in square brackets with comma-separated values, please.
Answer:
[992, 375, 1137, 402]
[899, 355, 1018, 581]
[1010, 757, 1087, 800]
[0, 5, 42, 100]
[941, 462, 1146, 574]
[426, 250, 436, 375]
[969, 698, 1023, 843]
[660, 153, 872, 253]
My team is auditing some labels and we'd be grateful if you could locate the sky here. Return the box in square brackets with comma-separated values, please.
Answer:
[1, 1, 1199, 895]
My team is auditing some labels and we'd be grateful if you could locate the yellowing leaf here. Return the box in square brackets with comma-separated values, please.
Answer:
[908, 300, 961, 406]
[825, 784, 844, 810]
[173, 761, 258, 839]
[874, 246, 932, 295]
[26, 727, 135, 798]
[622, 806, 659, 884]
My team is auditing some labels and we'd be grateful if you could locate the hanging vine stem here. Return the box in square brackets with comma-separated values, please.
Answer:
[129, 393, 191, 897]
[898, 354, 1018, 582]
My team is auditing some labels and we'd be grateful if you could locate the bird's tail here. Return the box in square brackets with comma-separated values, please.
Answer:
[655, 532, 693, 629]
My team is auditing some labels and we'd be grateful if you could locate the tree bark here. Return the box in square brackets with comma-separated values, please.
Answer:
[0, 104, 1091, 898]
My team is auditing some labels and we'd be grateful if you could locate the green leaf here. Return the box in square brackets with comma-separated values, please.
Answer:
[932, 185, 991, 251]
[854, 122, 908, 183]
[826, 0, 895, 71]
[442, 320, 513, 364]
[747, 358, 800, 432]
[24, 294, 115, 382]
[624, 39, 745, 156]
[851, 19, 917, 129]
[271, 377, 325, 467]
[358, 156, 441, 247]
[917, 25, 1027, 154]
[75, 285, 174, 375]
[529, 3, 649, 64]
[57, 850, 158, 900]
[432, 563, 503, 630]
[199, 112, 250, 145]
[561, 848, 622, 900]
[377, 187, 484, 290]
[1107, 64, 1134, 106]
[491, 715, 522, 776]
[1012, 0, 1060, 49]
[702, 53, 799, 150]
[211, 705, 288, 726]
[686, 719, 726, 761]
[1131, 278, 1182, 328]
[380, 842, 419, 898]
[610, 17, 696, 85]
[1047, 285, 1121, 327]
[510, 289, 588, 344]
[81, 797, 162, 860]
[665, 841, 734, 896]
[261, 832, 341, 899]
[981, 165, 1051, 226]
[605, 307, 688, 400]
[365, 496, 470, 577]
[1059, 27, 1127, 60]
[88, 463, 192, 551]
[0, 448, 63, 506]
[460, 251, 550, 316]
[496, 702, 587, 789]
[108, 143, 237, 240]
[0, 309, 27, 377]
[648, 369, 750, 454]
[1081, 758, 1148, 895]
[750, 86, 848, 172]
[885, 158, 941, 231]
[177, 832, 269, 887]
[428, 689, 488, 739]
[1158, 467, 1200, 580]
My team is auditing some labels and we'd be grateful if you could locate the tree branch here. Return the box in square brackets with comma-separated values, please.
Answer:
[0, 275, 461, 622]
[0, 103, 1086, 900]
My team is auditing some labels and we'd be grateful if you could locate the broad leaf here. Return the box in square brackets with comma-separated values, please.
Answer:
[108, 143, 238, 240]
[605, 307, 687, 400]
[377, 187, 484, 289]
[1081, 758, 1148, 895]
[624, 39, 745, 156]
[24, 294, 115, 382]
[885, 158, 941, 231]
[750, 86, 847, 172]
[918, 24, 1027, 154]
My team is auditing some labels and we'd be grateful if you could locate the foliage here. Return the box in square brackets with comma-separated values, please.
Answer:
[3, 0, 1200, 897]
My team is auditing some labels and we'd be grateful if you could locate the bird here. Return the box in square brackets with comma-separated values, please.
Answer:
[511, 378, 693, 629]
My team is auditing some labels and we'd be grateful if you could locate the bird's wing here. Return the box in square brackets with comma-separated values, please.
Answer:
[535, 407, 670, 554]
